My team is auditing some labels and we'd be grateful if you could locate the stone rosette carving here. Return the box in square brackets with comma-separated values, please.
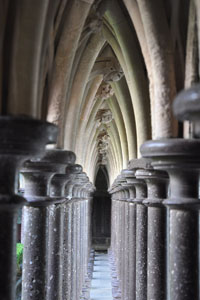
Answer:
[97, 128, 110, 142]
[95, 83, 114, 101]
[95, 108, 113, 126]
[96, 57, 124, 82]
[96, 127, 110, 165]
[91, 56, 124, 91]
[97, 152, 107, 165]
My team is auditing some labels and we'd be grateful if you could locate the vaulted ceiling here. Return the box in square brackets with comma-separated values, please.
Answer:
[1, 0, 199, 184]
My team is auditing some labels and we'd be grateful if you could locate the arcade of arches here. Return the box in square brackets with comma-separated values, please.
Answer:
[1, 0, 200, 300]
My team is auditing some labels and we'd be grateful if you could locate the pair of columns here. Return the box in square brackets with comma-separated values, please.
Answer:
[0, 115, 95, 300]
[21, 151, 95, 300]
[109, 161, 168, 300]
[109, 83, 200, 300]
[64, 172, 95, 300]
[0, 116, 57, 300]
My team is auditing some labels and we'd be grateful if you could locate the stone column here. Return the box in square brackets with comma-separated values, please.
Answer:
[64, 168, 90, 300]
[80, 183, 95, 300]
[62, 164, 83, 300]
[21, 149, 68, 300]
[47, 150, 76, 300]
[72, 172, 89, 300]
[119, 188, 127, 300]
[136, 168, 168, 300]
[140, 84, 200, 300]
[119, 169, 135, 300]
[129, 161, 148, 300]
[0, 116, 57, 300]
[109, 181, 122, 299]
[121, 169, 137, 300]
[141, 139, 200, 300]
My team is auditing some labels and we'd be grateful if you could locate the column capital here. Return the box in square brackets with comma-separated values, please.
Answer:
[173, 83, 200, 137]
[136, 168, 168, 206]
[140, 138, 200, 206]
[21, 149, 72, 205]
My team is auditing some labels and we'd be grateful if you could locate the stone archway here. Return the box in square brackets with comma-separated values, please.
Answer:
[92, 166, 111, 250]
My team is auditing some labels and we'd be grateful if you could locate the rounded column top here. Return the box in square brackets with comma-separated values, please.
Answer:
[22, 160, 64, 174]
[40, 149, 76, 165]
[121, 168, 135, 177]
[140, 138, 200, 158]
[136, 168, 168, 180]
[66, 164, 83, 174]
[0, 115, 58, 156]
[173, 84, 200, 137]
[173, 83, 200, 122]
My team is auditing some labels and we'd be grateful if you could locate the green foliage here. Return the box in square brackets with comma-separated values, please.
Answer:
[16, 243, 23, 274]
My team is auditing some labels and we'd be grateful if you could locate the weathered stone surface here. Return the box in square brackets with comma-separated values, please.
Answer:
[0, 116, 57, 300]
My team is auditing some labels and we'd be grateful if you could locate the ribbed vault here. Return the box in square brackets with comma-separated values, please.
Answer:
[1, 0, 198, 185]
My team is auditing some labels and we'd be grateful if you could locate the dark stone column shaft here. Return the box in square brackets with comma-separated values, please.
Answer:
[136, 202, 147, 300]
[62, 201, 72, 299]
[134, 179, 147, 300]
[124, 199, 130, 300]
[47, 203, 65, 300]
[21, 150, 70, 300]
[0, 206, 20, 300]
[141, 138, 200, 300]
[137, 169, 168, 300]
[167, 170, 199, 300]
[0, 117, 57, 300]
[128, 201, 136, 300]
[22, 206, 48, 298]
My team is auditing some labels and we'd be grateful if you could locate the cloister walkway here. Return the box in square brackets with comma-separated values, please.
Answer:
[90, 252, 113, 300]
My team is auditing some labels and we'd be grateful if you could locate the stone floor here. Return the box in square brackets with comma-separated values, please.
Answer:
[90, 252, 113, 300]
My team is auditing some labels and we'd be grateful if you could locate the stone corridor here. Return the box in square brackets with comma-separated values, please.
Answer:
[1, 1, 200, 300]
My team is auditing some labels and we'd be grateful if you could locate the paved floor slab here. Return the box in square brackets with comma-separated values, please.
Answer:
[90, 252, 113, 300]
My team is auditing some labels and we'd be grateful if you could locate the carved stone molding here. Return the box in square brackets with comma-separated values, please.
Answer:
[95, 83, 114, 101]
[97, 128, 110, 142]
[97, 152, 107, 165]
[96, 57, 124, 82]
[96, 126, 110, 165]
[91, 56, 124, 83]
[95, 108, 113, 126]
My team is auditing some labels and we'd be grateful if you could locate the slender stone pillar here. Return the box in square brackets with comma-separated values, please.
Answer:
[0, 116, 57, 300]
[141, 84, 200, 300]
[81, 183, 95, 299]
[128, 158, 156, 300]
[64, 167, 91, 300]
[127, 160, 148, 300]
[141, 139, 200, 300]
[120, 189, 127, 300]
[21, 149, 68, 300]
[72, 172, 89, 300]
[47, 151, 76, 300]
[109, 180, 123, 299]
[121, 170, 136, 300]
[135, 179, 147, 300]
[119, 169, 136, 300]
[128, 197, 136, 300]
[136, 168, 168, 300]
[62, 164, 83, 300]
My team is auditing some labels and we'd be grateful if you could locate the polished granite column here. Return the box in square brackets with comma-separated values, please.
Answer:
[0, 116, 57, 300]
